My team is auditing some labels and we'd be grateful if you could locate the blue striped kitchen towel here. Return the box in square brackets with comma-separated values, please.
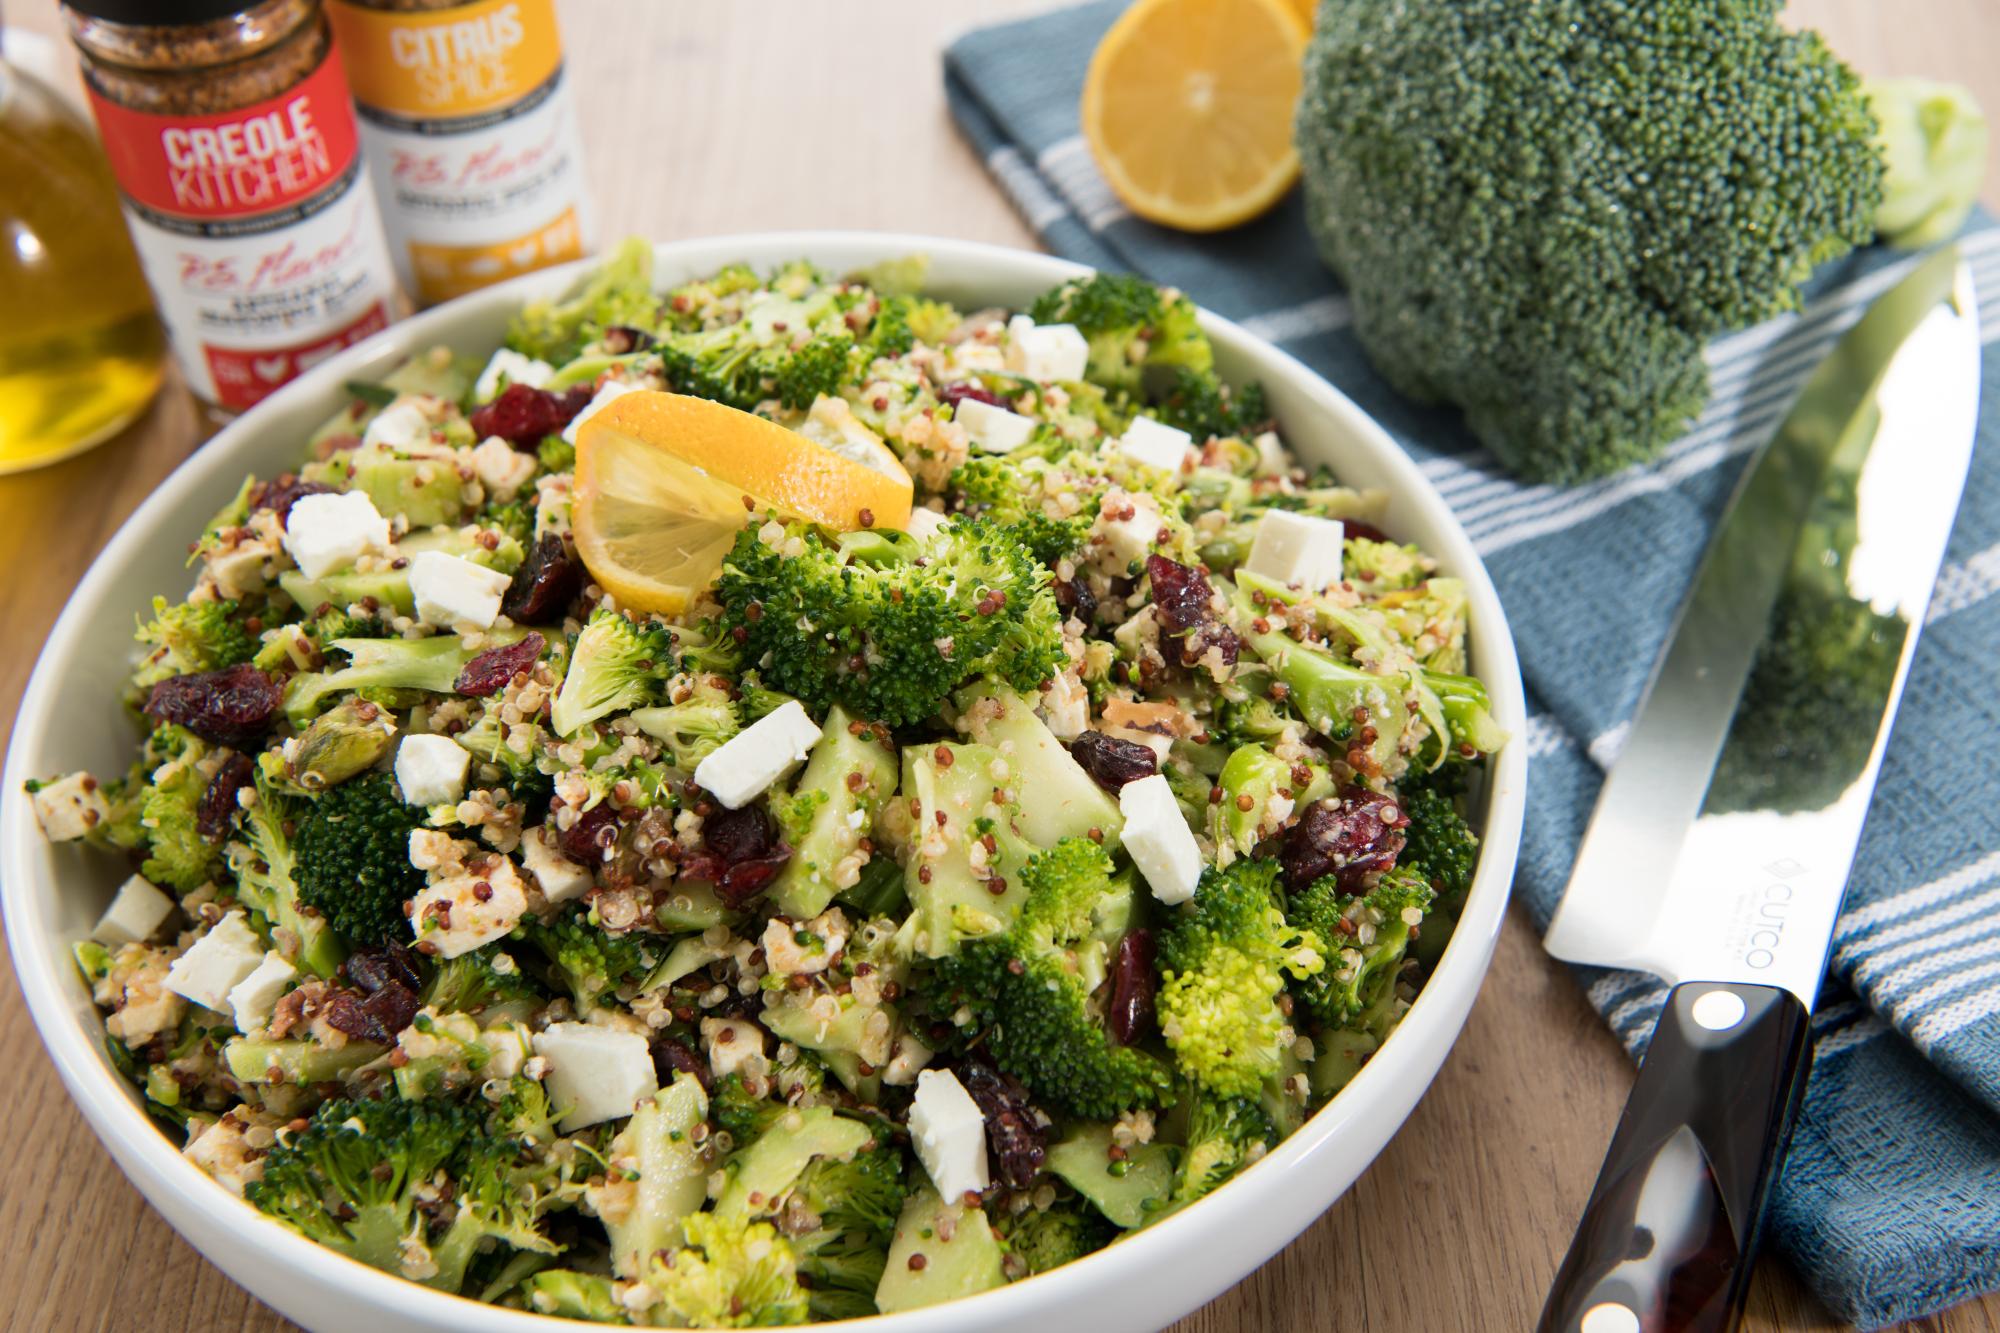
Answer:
[947, 4, 2000, 1328]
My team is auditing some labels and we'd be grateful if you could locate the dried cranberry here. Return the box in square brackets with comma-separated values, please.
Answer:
[939, 382, 1008, 412]
[469, 382, 594, 448]
[1342, 520, 1390, 545]
[501, 534, 584, 624]
[557, 803, 621, 866]
[322, 978, 419, 1046]
[456, 632, 545, 697]
[247, 474, 332, 525]
[961, 1062, 1045, 1189]
[1147, 555, 1218, 637]
[195, 751, 256, 842]
[1068, 731, 1159, 792]
[652, 1035, 711, 1091]
[601, 325, 655, 355]
[1282, 787, 1410, 892]
[144, 663, 281, 748]
[345, 942, 422, 996]
[1179, 619, 1241, 670]
[680, 804, 792, 907]
[1053, 574, 1097, 624]
[1107, 929, 1158, 1046]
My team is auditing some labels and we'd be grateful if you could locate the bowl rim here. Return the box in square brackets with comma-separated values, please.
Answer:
[2, 229, 1527, 1331]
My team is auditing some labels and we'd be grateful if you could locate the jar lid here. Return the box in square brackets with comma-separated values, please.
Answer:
[62, 0, 258, 25]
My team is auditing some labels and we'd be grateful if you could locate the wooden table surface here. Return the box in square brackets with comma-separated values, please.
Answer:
[4, 2, 1998, 1329]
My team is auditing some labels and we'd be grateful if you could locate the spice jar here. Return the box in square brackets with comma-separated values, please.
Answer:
[63, 0, 397, 414]
[325, 0, 594, 306]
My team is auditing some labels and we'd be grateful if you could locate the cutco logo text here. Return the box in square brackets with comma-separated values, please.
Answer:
[1741, 882, 1794, 970]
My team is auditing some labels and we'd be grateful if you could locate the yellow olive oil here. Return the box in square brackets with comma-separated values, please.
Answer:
[0, 61, 163, 474]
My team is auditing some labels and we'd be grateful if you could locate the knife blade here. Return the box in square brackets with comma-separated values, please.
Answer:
[1538, 246, 1982, 1333]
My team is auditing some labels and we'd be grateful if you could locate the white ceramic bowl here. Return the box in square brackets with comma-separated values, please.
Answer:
[2, 232, 1526, 1333]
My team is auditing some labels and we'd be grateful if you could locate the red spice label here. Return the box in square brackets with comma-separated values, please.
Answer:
[87, 49, 362, 222]
[202, 299, 390, 411]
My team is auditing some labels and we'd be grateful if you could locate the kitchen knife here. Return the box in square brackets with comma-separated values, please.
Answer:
[1538, 246, 1982, 1333]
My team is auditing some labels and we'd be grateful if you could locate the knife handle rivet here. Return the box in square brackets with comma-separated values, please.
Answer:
[1579, 1301, 1641, 1333]
[1691, 988, 1747, 1032]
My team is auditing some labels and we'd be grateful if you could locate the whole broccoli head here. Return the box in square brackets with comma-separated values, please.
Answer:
[511, 903, 660, 1011]
[1157, 858, 1325, 1100]
[294, 772, 427, 949]
[247, 1096, 558, 1294]
[934, 837, 1174, 1118]
[1295, 0, 1884, 484]
[1288, 866, 1434, 1033]
[713, 516, 1066, 728]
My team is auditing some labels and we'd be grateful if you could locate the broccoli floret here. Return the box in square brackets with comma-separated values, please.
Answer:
[997, 1199, 1115, 1275]
[630, 678, 742, 771]
[228, 778, 347, 977]
[1027, 273, 1213, 397]
[512, 904, 660, 1010]
[549, 607, 673, 738]
[711, 1071, 791, 1147]
[509, 236, 658, 366]
[1345, 537, 1430, 593]
[642, 1210, 811, 1328]
[293, 772, 426, 949]
[713, 517, 1066, 728]
[771, 333, 857, 411]
[138, 726, 222, 893]
[935, 838, 1174, 1118]
[1295, 0, 1883, 484]
[655, 288, 857, 413]
[284, 633, 515, 726]
[1148, 367, 1269, 444]
[864, 293, 960, 358]
[787, 1147, 906, 1321]
[247, 1097, 558, 1294]
[133, 595, 256, 693]
[420, 946, 543, 1014]
[1156, 858, 1325, 1100]
[1288, 866, 1434, 1033]
[1166, 1091, 1276, 1212]
[1398, 772, 1479, 906]
[1370, 577, 1470, 673]
[1866, 77, 1988, 249]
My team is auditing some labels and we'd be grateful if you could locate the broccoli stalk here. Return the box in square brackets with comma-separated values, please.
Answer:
[1295, 0, 1883, 483]
[1209, 743, 1296, 865]
[522, 1270, 629, 1323]
[283, 696, 398, 792]
[284, 631, 530, 726]
[897, 740, 1038, 958]
[934, 838, 1174, 1118]
[1156, 858, 1325, 1100]
[549, 607, 674, 738]
[593, 1075, 710, 1280]
[767, 705, 898, 919]
[952, 682, 1123, 852]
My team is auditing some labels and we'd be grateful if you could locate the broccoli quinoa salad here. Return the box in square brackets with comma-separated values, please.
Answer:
[29, 241, 1505, 1325]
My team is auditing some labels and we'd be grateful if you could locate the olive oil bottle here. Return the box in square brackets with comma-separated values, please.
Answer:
[0, 58, 163, 473]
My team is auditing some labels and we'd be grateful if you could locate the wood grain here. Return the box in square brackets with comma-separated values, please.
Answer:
[1, 2, 1995, 1329]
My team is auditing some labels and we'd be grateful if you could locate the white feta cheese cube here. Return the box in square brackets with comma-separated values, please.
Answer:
[909, 1068, 990, 1202]
[1005, 314, 1090, 383]
[469, 436, 538, 501]
[1088, 489, 1164, 574]
[409, 855, 531, 958]
[694, 700, 823, 809]
[396, 732, 472, 806]
[474, 348, 555, 403]
[362, 399, 434, 450]
[164, 912, 267, 1012]
[1251, 429, 1288, 479]
[1246, 510, 1344, 591]
[226, 953, 296, 1033]
[1119, 773, 1203, 905]
[1039, 670, 1090, 741]
[30, 772, 111, 842]
[881, 1032, 935, 1087]
[283, 490, 392, 580]
[520, 824, 592, 903]
[561, 379, 645, 444]
[1116, 414, 1194, 473]
[903, 506, 950, 541]
[956, 397, 1037, 454]
[408, 550, 510, 629]
[701, 1017, 768, 1079]
[533, 1022, 659, 1131]
[92, 874, 176, 947]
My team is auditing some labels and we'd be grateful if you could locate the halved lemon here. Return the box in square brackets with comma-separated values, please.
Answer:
[1081, 0, 1309, 232]
[572, 391, 914, 613]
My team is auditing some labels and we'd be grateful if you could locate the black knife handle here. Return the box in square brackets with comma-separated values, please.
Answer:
[1538, 981, 1813, 1333]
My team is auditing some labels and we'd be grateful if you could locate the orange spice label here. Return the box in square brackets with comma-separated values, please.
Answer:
[326, 0, 562, 121]
[406, 204, 584, 304]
